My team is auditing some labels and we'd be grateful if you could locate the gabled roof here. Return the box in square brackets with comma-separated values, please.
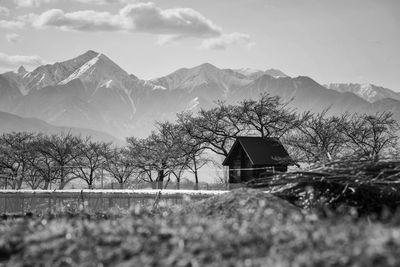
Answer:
[222, 136, 292, 166]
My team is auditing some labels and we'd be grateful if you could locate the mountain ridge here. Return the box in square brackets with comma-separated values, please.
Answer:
[0, 50, 399, 139]
[325, 83, 400, 103]
[0, 110, 121, 143]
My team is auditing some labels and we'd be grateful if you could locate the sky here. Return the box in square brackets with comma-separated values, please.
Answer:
[0, 0, 399, 90]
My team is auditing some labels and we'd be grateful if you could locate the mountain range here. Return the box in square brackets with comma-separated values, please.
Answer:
[0, 110, 120, 143]
[0, 50, 399, 141]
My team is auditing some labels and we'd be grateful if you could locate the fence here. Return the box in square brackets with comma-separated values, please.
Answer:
[0, 165, 231, 190]
[0, 189, 229, 215]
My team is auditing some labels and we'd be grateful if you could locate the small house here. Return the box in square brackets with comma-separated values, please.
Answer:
[222, 137, 292, 183]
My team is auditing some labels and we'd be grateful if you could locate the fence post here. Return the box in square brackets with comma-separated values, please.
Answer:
[109, 196, 113, 208]
[48, 195, 51, 213]
[101, 163, 104, 189]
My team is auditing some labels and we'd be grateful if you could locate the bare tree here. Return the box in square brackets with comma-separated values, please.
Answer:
[340, 112, 399, 161]
[127, 122, 189, 189]
[104, 147, 137, 189]
[72, 137, 111, 189]
[26, 135, 57, 189]
[178, 103, 244, 157]
[126, 137, 157, 186]
[35, 133, 83, 189]
[238, 93, 304, 138]
[284, 110, 347, 163]
[156, 121, 211, 189]
[0, 132, 36, 189]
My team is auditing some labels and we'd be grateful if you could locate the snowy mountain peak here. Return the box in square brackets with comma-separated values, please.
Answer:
[239, 67, 262, 73]
[59, 53, 102, 85]
[325, 83, 400, 103]
[59, 52, 128, 86]
[193, 62, 220, 73]
[83, 50, 99, 57]
[233, 68, 288, 79]
[264, 68, 288, 78]
[234, 68, 263, 76]
[17, 66, 27, 76]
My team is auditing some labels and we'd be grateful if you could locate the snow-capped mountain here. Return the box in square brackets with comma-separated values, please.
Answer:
[0, 50, 398, 139]
[0, 50, 165, 137]
[325, 83, 400, 103]
[153, 63, 255, 103]
[232, 68, 288, 80]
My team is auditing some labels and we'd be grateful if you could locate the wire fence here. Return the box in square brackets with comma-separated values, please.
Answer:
[0, 165, 278, 190]
[0, 189, 228, 215]
[0, 165, 232, 190]
[0, 165, 279, 214]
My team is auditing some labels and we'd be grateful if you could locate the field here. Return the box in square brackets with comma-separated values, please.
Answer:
[1, 189, 400, 267]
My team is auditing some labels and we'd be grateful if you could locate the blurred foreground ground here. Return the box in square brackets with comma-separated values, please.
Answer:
[1, 189, 400, 267]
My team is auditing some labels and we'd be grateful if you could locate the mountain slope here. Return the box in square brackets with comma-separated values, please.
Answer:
[232, 68, 288, 80]
[230, 75, 371, 114]
[0, 51, 162, 137]
[0, 111, 121, 143]
[325, 83, 400, 103]
[153, 63, 254, 104]
[0, 50, 399, 139]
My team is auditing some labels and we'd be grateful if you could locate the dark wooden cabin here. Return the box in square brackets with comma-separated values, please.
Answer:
[222, 137, 292, 183]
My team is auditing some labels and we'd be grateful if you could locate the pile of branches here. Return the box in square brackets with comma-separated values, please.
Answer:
[247, 160, 400, 216]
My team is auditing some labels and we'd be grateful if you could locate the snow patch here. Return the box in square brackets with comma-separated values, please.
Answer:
[236, 68, 262, 75]
[152, 84, 167, 90]
[102, 79, 113, 88]
[59, 53, 101, 85]
[186, 97, 199, 110]
[38, 73, 45, 84]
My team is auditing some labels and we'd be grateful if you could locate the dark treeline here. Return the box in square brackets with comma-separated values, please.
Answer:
[0, 93, 398, 189]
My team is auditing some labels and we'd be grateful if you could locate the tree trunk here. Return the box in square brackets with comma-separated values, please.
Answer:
[59, 181, 67, 189]
[193, 158, 199, 190]
[16, 174, 24, 189]
[151, 181, 157, 189]
[157, 169, 164, 189]
[43, 180, 50, 190]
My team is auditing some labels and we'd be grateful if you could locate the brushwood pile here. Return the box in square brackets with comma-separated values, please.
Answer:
[248, 160, 400, 216]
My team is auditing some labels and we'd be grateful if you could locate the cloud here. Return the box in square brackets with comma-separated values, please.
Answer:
[29, 3, 222, 39]
[4, 2, 253, 49]
[0, 52, 45, 69]
[120, 2, 222, 38]
[14, 0, 136, 7]
[0, 20, 25, 29]
[74, 0, 137, 4]
[200, 32, 256, 50]
[6, 33, 23, 43]
[14, 0, 57, 8]
[31, 9, 126, 31]
[0, 6, 10, 17]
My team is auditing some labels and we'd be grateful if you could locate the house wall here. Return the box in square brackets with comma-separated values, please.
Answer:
[229, 145, 253, 183]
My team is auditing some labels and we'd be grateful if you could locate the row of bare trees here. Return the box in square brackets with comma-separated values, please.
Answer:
[127, 93, 399, 187]
[0, 133, 119, 189]
[1, 93, 398, 189]
[175, 93, 399, 163]
[286, 110, 399, 162]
